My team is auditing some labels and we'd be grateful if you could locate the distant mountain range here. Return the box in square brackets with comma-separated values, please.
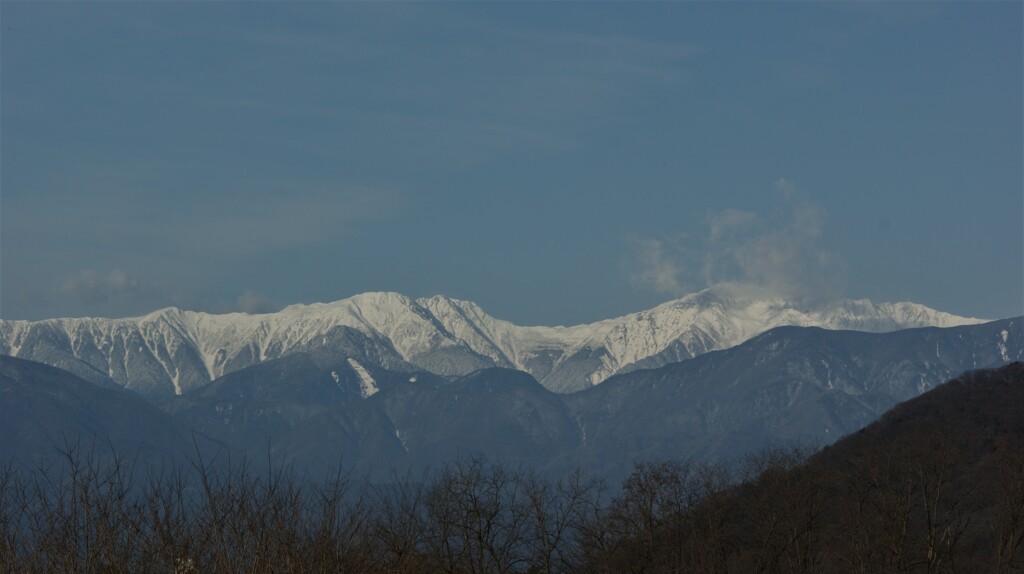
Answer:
[0, 285, 983, 397]
[565, 317, 1022, 477]
[3, 317, 1018, 480]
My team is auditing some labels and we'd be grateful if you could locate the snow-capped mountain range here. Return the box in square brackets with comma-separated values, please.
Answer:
[0, 284, 984, 397]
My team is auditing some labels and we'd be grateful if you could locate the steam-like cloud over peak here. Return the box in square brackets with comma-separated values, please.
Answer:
[630, 180, 847, 300]
[236, 290, 281, 314]
[626, 237, 688, 296]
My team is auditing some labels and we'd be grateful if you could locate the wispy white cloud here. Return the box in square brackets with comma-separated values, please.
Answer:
[775, 177, 797, 200]
[708, 208, 758, 243]
[627, 237, 689, 296]
[59, 269, 143, 305]
[235, 290, 280, 314]
[630, 180, 847, 300]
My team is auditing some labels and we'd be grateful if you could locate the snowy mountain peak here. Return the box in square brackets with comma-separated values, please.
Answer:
[0, 286, 986, 396]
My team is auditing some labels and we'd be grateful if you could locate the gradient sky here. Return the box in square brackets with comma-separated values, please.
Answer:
[2, 2, 1021, 325]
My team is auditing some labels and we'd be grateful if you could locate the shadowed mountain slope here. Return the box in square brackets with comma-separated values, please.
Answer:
[0, 355, 218, 470]
[564, 317, 1022, 477]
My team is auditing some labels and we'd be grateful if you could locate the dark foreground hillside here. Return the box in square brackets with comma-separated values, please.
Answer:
[595, 361, 1024, 573]
[0, 363, 1021, 573]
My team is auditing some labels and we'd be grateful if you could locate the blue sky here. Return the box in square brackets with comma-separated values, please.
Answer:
[2, 2, 1021, 325]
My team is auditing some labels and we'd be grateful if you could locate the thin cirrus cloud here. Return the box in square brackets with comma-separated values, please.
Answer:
[6, 175, 402, 264]
[2, 3, 702, 322]
[56, 275, 281, 317]
[628, 180, 847, 301]
[173, 185, 402, 258]
[59, 269, 145, 305]
[203, 14, 698, 163]
[3, 173, 401, 318]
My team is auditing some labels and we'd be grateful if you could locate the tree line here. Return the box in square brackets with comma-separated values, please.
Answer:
[0, 440, 1021, 573]
[2, 365, 1023, 573]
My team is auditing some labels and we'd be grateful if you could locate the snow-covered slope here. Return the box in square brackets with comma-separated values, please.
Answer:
[420, 285, 984, 392]
[0, 285, 985, 396]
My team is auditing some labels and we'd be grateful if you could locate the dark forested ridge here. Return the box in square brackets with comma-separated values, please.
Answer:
[1, 363, 1022, 572]
[586, 361, 1024, 573]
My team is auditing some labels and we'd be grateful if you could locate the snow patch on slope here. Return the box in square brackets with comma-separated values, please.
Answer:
[347, 358, 378, 398]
